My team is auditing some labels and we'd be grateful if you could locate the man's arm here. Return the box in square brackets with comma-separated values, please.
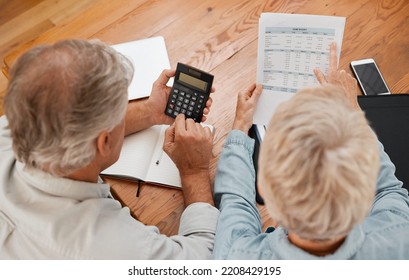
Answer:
[213, 84, 263, 259]
[163, 114, 215, 206]
[160, 113, 219, 256]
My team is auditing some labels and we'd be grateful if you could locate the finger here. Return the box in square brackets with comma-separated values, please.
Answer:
[252, 84, 263, 100]
[245, 83, 257, 98]
[329, 42, 338, 72]
[210, 86, 216, 93]
[185, 117, 196, 132]
[239, 83, 256, 102]
[174, 113, 187, 136]
[205, 96, 213, 108]
[155, 69, 176, 86]
[203, 107, 209, 115]
[314, 68, 327, 84]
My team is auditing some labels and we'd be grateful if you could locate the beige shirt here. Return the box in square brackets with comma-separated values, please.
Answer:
[0, 116, 219, 259]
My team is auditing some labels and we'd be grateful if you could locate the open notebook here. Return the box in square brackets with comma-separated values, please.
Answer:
[111, 36, 171, 100]
[101, 125, 180, 188]
[101, 124, 213, 188]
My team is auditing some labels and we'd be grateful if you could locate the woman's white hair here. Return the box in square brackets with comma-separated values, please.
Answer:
[258, 85, 380, 240]
[5, 39, 134, 176]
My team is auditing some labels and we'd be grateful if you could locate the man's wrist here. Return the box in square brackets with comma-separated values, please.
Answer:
[180, 169, 214, 207]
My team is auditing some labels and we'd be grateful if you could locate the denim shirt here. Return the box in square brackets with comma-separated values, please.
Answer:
[213, 130, 409, 259]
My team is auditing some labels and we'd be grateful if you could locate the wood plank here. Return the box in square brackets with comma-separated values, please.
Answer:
[340, 0, 409, 87]
[0, 0, 81, 45]
[392, 72, 409, 94]
[106, 177, 184, 235]
[0, 19, 55, 67]
[0, 0, 43, 26]
[3, 0, 150, 73]
[94, 0, 268, 72]
[48, 0, 97, 25]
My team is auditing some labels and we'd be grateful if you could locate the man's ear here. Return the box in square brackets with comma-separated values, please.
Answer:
[96, 130, 110, 158]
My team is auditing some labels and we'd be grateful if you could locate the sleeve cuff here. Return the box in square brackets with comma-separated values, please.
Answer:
[178, 202, 220, 236]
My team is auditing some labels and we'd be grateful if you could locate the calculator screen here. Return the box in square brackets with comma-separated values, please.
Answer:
[179, 72, 208, 91]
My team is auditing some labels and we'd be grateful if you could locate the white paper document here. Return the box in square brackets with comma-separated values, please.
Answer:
[254, 13, 346, 125]
[111, 36, 171, 100]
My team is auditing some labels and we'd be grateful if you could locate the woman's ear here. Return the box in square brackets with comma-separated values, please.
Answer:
[96, 130, 110, 158]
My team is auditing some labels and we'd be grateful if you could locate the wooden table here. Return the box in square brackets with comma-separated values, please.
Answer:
[2, 0, 409, 236]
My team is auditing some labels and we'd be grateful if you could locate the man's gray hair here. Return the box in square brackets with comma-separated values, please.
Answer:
[5, 39, 134, 176]
[259, 85, 379, 241]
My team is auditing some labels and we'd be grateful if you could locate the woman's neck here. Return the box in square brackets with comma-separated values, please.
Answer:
[288, 232, 346, 256]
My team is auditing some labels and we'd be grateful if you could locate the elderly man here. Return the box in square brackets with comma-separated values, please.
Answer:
[213, 44, 409, 259]
[0, 39, 219, 259]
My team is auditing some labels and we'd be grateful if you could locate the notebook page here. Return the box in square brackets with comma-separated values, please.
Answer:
[111, 36, 171, 100]
[101, 125, 162, 180]
[144, 124, 214, 188]
[145, 125, 181, 188]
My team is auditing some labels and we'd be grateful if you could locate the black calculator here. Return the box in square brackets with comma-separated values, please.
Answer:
[165, 63, 214, 122]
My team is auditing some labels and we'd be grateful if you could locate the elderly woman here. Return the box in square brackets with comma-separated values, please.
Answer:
[213, 44, 409, 259]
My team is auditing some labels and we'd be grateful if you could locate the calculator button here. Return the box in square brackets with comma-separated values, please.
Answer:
[180, 91, 185, 96]
[175, 106, 181, 112]
[178, 96, 184, 102]
[182, 104, 188, 109]
[186, 111, 192, 116]
[181, 109, 187, 114]
[173, 89, 179, 93]
[188, 106, 194, 111]
[167, 109, 173, 114]
[183, 98, 189, 104]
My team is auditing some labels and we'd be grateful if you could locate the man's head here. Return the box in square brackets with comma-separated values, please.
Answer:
[5, 39, 133, 176]
[258, 85, 379, 241]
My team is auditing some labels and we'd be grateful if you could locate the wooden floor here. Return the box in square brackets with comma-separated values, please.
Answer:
[1, 0, 408, 236]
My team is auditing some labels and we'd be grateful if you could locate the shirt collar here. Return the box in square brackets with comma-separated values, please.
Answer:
[269, 225, 366, 259]
[15, 161, 111, 200]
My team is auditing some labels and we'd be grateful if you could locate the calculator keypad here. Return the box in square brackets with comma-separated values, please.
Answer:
[165, 84, 207, 122]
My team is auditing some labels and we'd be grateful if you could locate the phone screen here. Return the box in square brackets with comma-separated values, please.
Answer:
[353, 63, 389, 95]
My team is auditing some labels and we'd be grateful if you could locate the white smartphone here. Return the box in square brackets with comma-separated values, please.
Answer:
[350, 58, 391, 95]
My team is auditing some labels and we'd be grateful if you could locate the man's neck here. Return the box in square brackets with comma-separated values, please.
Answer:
[65, 160, 100, 183]
[288, 232, 346, 256]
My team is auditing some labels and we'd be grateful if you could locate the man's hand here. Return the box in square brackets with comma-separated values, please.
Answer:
[314, 43, 360, 110]
[147, 69, 215, 125]
[232, 83, 262, 133]
[163, 114, 214, 206]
